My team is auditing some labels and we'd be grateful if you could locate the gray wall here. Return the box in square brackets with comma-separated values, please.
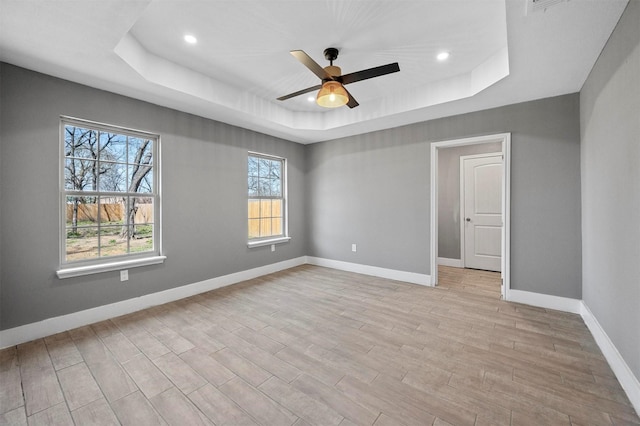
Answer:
[0, 63, 307, 329]
[438, 142, 502, 260]
[307, 94, 582, 298]
[0, 62, 585, 330]
[580, 1, 640, 380]
[306, 131, 430, 274]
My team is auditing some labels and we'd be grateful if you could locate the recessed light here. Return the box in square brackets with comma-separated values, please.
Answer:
[307, 96, 315, 102]
[437, 51, 450, 61]
[184, 34, 197, 45]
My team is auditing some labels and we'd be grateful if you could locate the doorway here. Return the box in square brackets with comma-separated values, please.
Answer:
[430, 133, 511, 300]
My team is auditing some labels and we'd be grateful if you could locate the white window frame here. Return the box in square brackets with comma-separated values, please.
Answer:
[247, 152, 290, 248]
[57, 116, 164, 279]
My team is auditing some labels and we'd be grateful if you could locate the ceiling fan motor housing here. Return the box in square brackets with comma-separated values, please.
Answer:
[323, 47, 339, 62]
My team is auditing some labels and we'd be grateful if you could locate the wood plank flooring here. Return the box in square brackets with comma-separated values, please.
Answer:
[1, 265, 638, 425]
[436, 266, 502, 299]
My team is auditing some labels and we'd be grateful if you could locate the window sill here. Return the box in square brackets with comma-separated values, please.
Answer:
[247, 237, 291, 249]
[57, 255, 166, 279]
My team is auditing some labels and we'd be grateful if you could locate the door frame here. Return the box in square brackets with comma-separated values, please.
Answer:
[459, 152, 503, 270]
[430, 133, 511, 300]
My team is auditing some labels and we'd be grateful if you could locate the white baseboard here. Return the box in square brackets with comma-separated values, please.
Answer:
[306, 256, 431, 286]
[437, 257, 463, 268]
[580, 302, 640, 415]
[507, 289, 583, 314]
[0, 256, 306, 349]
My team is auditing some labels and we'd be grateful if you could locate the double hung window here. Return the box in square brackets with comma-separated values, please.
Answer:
[247, 152, 289, 246]
[58, 117, 162, 276]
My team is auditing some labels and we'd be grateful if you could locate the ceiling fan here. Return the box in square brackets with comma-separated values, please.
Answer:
[277, 47, 400, 109]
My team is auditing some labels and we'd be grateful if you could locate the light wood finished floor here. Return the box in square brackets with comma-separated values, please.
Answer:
[1, 265, 638, 425]
[436, 266, 502, 299]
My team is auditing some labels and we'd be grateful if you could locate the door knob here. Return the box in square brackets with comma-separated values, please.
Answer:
[466, 218, 471, 222]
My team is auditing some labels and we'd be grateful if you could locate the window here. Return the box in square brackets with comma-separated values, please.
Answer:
[58, 117, 163, 277]
[248, 152, 289, 247]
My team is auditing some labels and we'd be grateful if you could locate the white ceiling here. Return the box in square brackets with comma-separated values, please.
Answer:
[0, 0, 628, 143]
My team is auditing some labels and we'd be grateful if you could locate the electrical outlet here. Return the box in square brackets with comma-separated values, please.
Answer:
[120, 270, 128, 281]
[352, 244, 357, 252]
[271, 244, 275, 252]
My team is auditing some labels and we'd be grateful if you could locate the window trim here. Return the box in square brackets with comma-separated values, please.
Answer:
[247, 151, 289, 247]
[247, 236, 292, 249]
[57, 116, 163, 278]
[56, 255, 167, 279]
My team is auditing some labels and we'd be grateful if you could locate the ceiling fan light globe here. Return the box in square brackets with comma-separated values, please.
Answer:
[317, 81, 348, 108]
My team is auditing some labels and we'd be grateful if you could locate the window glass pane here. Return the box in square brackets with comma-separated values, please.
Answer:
[65, 196, 99, 225]
[131, 197, 154, 224]
[248, 156, 259, 177]
[100, 132, 126, 163]
[64, 126, 97, 159]
[129, 137, 153, 165]
[131, 225, 154, 253]
[272, 199, 282, 217]
[260, 199, 272, 217]
[248, 199, 260, 219]
[248, 176, 259, 196]
[258, 157, 271, 176]
[97, 197, 125, 225]
[65, 196, 82, 227]
[65, 197, 75, 227]
[258, 178, 272, 196]
[269, 160, 281, 180]
[65, 159, 98, 191]
[128, 164, 153, 193]
[98, 162, 127, 192]
[139, 169, 153, 194]
[270, 178, 282, 197]
[272, 218, 283, 236]
[99, 226, 126, 257]
[248, 219, 260, 239]
[259, 218, 272, 237]
[66, 226, 99, 261]
[64, 126, 83, 156]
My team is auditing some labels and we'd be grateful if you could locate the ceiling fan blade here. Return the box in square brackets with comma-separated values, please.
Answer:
[290, 50, 332, 81]
[277, 84, 322, 101]
[339, 62, 400, 85]
[343, 87, 359, 109]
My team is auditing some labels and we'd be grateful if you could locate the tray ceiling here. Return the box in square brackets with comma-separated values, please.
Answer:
[0, 0, 628, 143]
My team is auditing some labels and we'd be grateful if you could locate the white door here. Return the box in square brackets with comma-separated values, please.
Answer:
[462, 154, 502, 272]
